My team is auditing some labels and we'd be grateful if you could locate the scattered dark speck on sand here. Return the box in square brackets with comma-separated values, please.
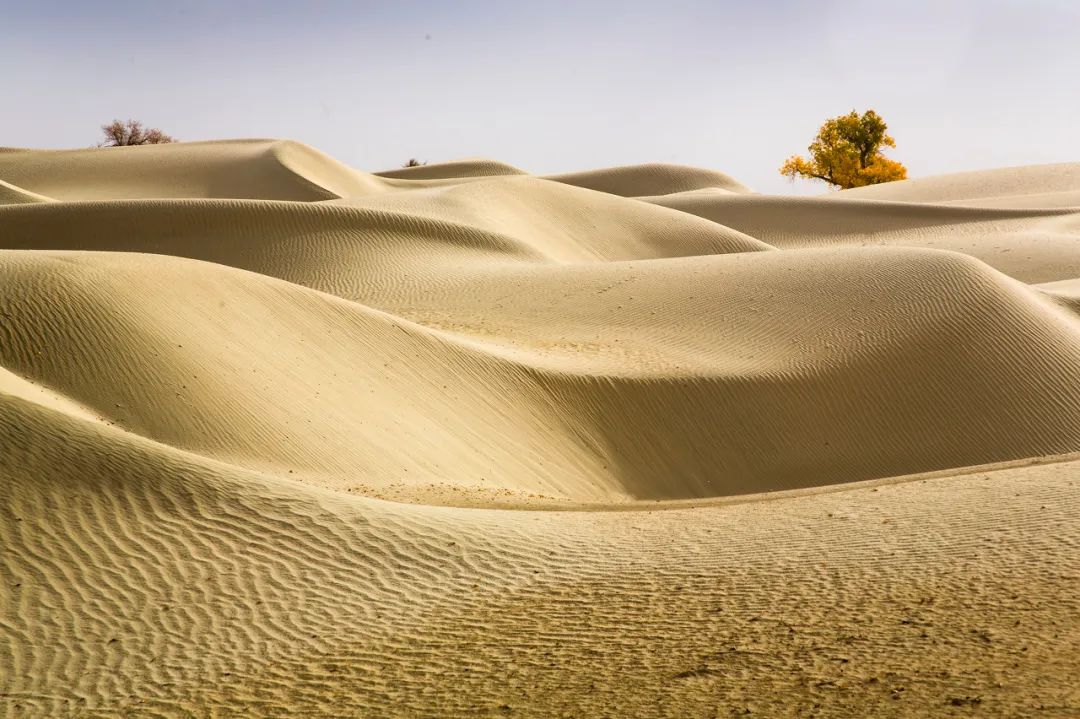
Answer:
[948, 696, 983, 706]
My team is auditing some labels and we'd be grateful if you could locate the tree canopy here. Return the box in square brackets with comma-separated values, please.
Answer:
[99, 119, 175, 146]
[780, 110, 906, 189]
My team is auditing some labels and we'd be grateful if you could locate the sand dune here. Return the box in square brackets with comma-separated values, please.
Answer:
[642, 193, 1080, 283]
[544, 161, 752, 197]
[2, 141, 1078, 716]
[374, 158, 527, 179]
[835, 161, 1080, 208]
[0, 139, 387, 201]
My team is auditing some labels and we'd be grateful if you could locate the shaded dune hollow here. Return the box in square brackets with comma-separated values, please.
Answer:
[2, 141, 1080, 505]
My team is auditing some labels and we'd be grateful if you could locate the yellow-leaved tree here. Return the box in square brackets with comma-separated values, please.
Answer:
[780, 110, 907, 189]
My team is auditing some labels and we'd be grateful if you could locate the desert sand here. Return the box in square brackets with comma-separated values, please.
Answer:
[1, 140, 1078, 717]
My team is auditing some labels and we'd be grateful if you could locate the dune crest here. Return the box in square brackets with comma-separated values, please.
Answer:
[545, 161, 753, 197]
[375, 157, 527, 179]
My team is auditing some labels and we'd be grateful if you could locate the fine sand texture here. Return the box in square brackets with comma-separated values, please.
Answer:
[2, 141, 1079, 717]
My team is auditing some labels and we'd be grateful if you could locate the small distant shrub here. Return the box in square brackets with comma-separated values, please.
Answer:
[99, 119, 176, 146]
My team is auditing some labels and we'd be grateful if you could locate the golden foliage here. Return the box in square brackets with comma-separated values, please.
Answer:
[780, 110, 907, 189]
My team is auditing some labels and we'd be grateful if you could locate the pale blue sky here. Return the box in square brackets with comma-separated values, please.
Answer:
[3, 0, 1079, 193]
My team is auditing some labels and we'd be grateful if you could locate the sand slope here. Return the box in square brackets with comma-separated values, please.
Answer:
[545, 162, 752, 197]
[2, 141, 1079, 716]
[834, 161, 1080, 208]
[642, 193, 1080, 283]
[0, 179, 52, 205]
